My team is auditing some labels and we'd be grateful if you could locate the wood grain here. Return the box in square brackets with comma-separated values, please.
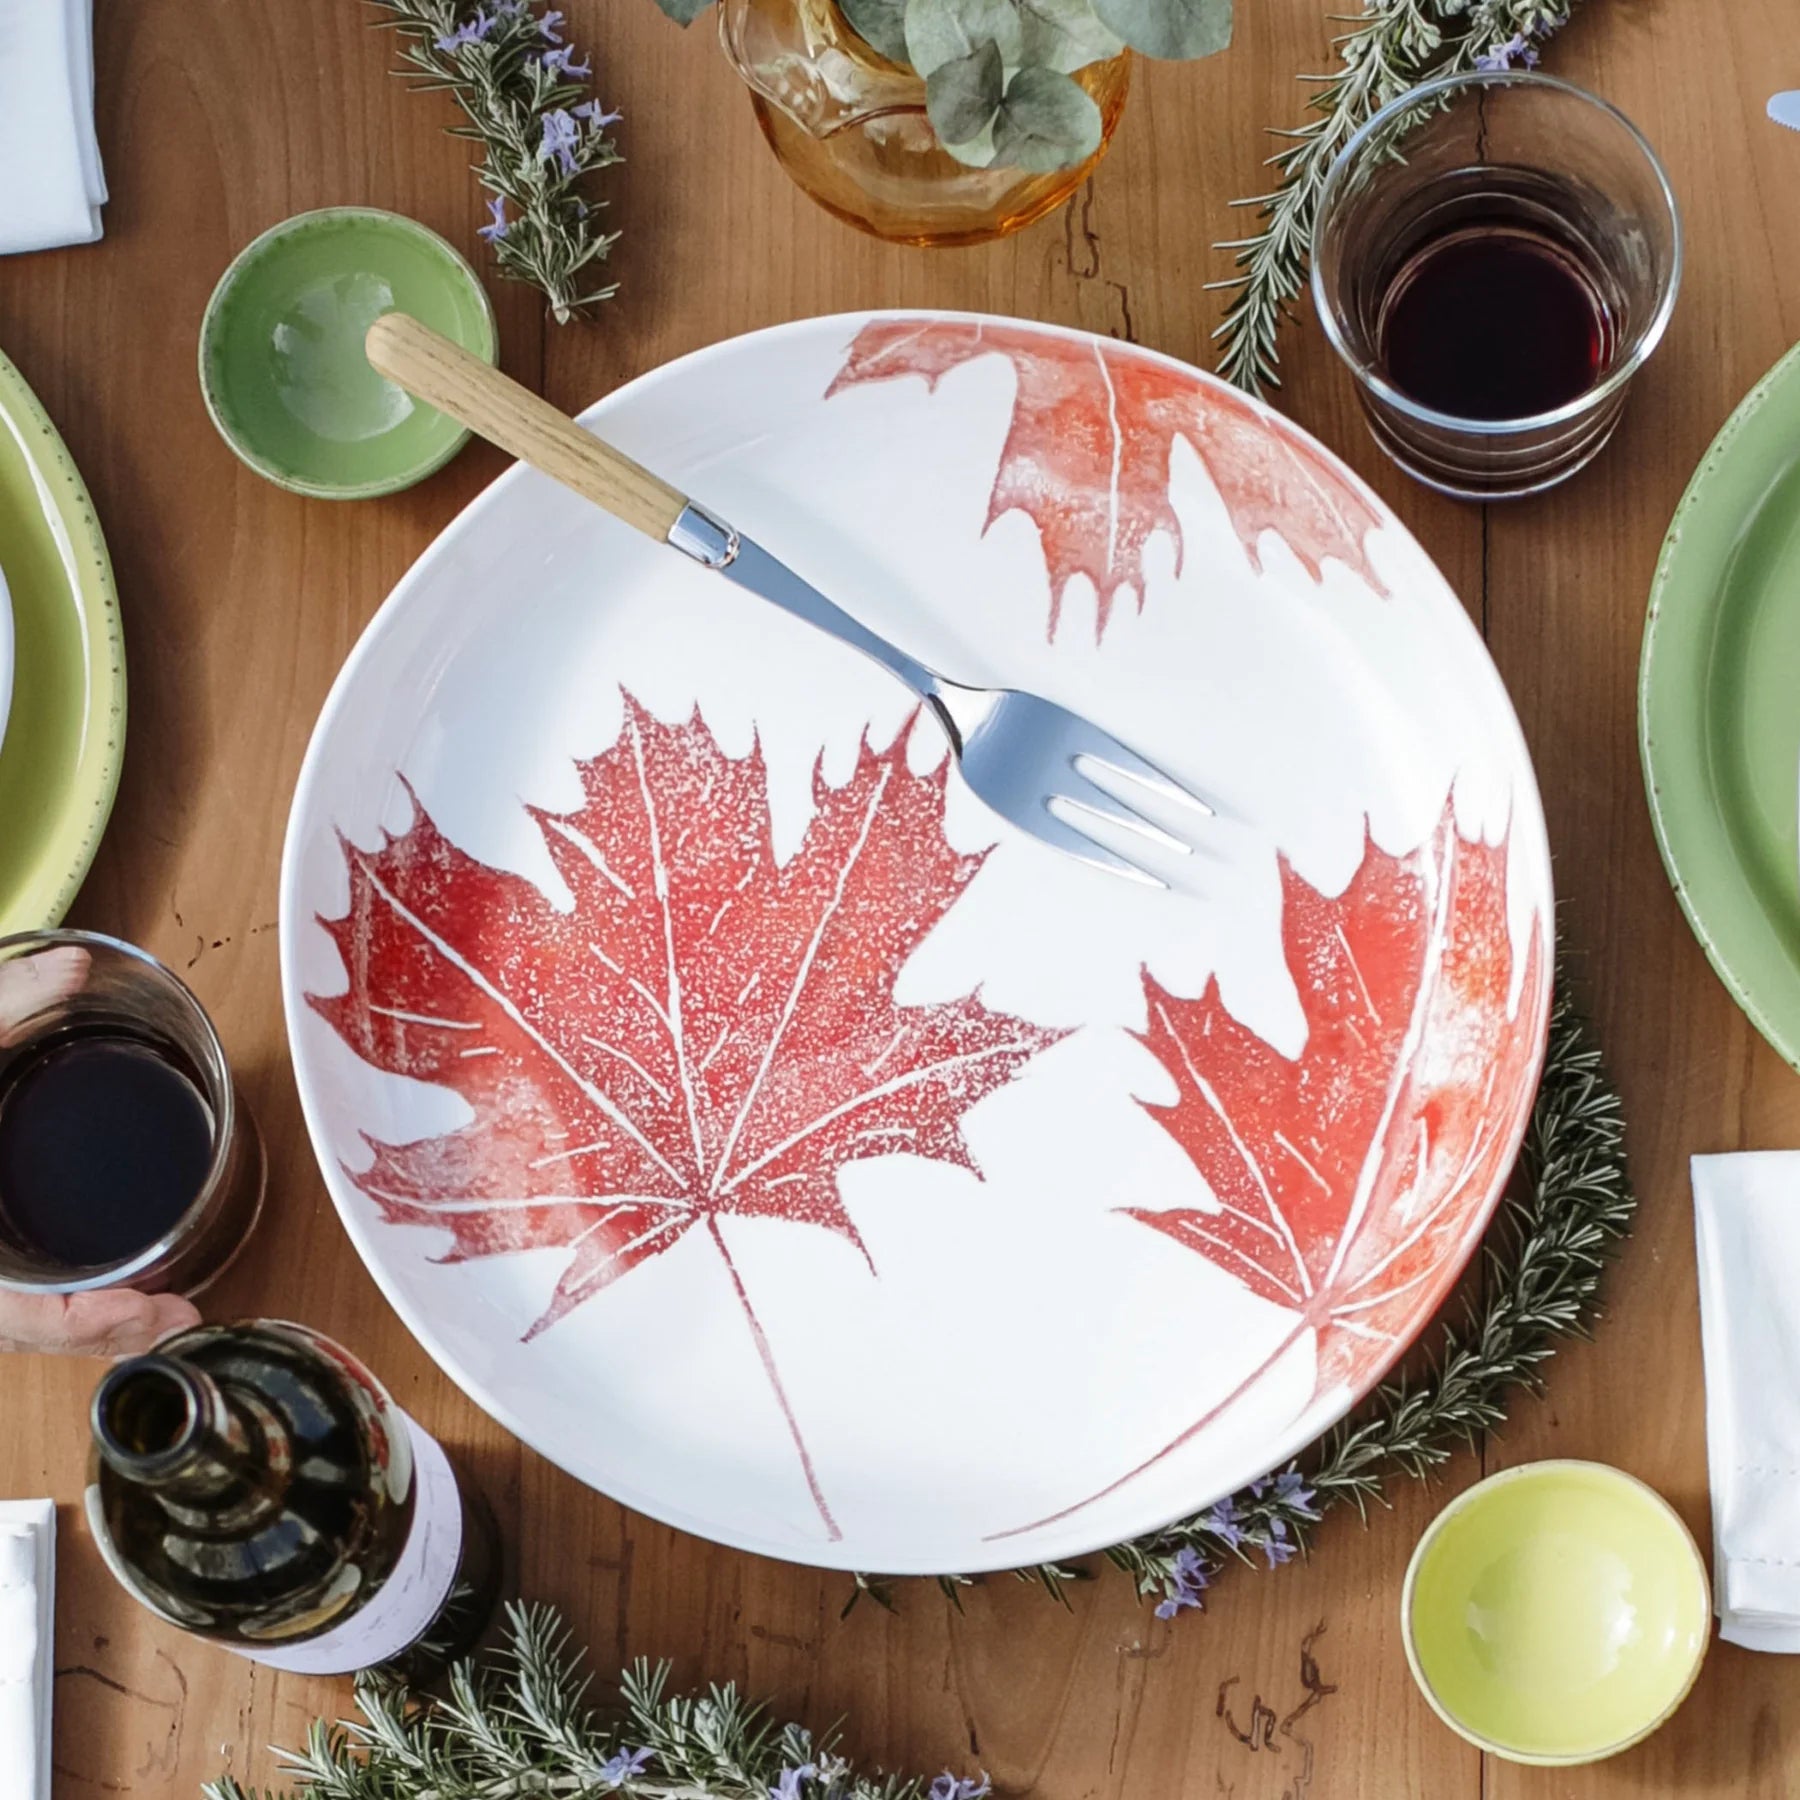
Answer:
[0, 1, 1791, 1794]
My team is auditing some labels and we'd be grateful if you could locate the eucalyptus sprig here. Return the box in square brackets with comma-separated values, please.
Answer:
[654, 0, 1234, 172]
[370, 1, 624, 323]
[204, 1603, 983, 1800]
[1212, 1, 1584, 393]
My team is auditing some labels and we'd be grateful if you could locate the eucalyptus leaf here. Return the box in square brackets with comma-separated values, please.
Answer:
[840, 0, 912, 64]
[649, 0, 715, 23]
[1015, 0, 1124, 74]
[1091, 0, 1232, 59]
[926, 40, 1007, 145]
[906, 0, 1024, 78]
[939, 114, 1000, 168]
[991, 64, 1103, 171]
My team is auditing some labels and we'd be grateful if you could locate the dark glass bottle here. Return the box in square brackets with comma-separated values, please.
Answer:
[86, 1320, 500, 1682]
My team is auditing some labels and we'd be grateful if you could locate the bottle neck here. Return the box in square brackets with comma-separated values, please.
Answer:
[92, 1354, 286, 1503]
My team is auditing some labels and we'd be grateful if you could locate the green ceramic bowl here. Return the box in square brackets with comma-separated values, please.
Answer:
[198, 208, 497, 500]
[1402, 1461, 1710, 1766]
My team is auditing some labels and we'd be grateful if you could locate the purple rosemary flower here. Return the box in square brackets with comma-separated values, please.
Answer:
[576, 99, 623, 130]
[928, 1776, 992, 1800]
[597, 1746, 654, 1789]
[539, 107, 582, 175]
[1262, 1517, 1298, 1568]
[542, 44, 592, 79]
[770, 1765, 816, 1800]
[1475, 32, 1540, 71]
[1202, 1499, 1247, 1551]
[539, 8, 566, 43]
[478, 194, 509, 242]
[1248, 1476, 1269, 1500]
[1272, 1468, 1318, 1516]
[1153, 1546, 1211, 1620]
[435, 8, 494, 52]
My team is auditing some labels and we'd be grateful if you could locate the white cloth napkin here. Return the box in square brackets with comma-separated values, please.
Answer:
[0, 0, 105, 255]
[1693, 1152, 1800, 1650]
[0, 1501, 53, 1800]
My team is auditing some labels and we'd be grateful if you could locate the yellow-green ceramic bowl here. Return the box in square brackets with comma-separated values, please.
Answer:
[1402, 1461, 1710, 1765]
[199, 207, 496, 500]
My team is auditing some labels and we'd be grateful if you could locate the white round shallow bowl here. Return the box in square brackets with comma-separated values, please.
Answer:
[281, 311, 1552, 1573]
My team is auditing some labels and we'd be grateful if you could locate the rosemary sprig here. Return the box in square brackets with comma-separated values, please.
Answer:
[204, 1603, 982, 1800]
[1112, 970, 1634, 1616]
[369, 1, 623, 323]
[1211, 2, 1585, 393]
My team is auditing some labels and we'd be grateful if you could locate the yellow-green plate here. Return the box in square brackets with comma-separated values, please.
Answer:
[0, 347, 125, 932]
[1641, 339, 1800, 1068]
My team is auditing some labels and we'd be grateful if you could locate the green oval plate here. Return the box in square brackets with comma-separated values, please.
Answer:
[0, 347, 125, 933]
[1641, 339, 1800, 1070]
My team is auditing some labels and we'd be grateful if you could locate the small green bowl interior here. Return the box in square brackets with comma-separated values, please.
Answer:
[199, 208, 496, 500]
[1403, 1461, 1709, 1765]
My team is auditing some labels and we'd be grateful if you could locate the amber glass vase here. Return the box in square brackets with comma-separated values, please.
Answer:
[719, 0, 1131, 247]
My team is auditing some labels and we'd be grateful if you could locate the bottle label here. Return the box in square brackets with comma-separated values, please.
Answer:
[234, 1411, 464, 1674]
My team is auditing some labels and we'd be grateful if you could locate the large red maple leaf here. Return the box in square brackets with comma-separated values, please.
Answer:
[310, 696, 1064, 1539]
[991, 800, 1547, 1539]
[827, 318, 1388, 639]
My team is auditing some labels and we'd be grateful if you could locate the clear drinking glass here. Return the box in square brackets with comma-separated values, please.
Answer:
[1312, 71, 1682, 498]
[0, 931, 266, 1298]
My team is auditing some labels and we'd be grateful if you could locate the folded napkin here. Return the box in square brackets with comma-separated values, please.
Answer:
[1693, 1152, 1800, 1650]
[0, 0, 104, 255]
[0, 1501, 53, 1800]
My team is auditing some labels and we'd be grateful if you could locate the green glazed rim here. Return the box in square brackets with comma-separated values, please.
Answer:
[1640, 337, 1800, 1070]
[0, 347, 126, 933]
[197, 206, 498, 501]
[1400, 1459, 1710, 1767]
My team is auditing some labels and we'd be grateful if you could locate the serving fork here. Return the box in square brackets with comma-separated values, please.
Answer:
[365, 313, 1215, 888]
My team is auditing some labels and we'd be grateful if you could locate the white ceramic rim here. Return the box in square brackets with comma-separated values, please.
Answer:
[1400, 1458, 1711, 1766]
[280, 308, 1552, 1572]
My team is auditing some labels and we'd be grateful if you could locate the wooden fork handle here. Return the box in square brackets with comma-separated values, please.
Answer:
[365, 311, 690, 542]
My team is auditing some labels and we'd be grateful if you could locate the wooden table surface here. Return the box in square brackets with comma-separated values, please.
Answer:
[2, 1, 1797, 1793]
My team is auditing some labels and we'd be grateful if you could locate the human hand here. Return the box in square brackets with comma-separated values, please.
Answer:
[0, 1286, 200, 1355]
[0, 943, 89, 1046]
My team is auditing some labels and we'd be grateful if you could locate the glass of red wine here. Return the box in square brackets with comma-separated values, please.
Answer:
[0, 931, 265, 1300]
[1312, 71, 1681, 499]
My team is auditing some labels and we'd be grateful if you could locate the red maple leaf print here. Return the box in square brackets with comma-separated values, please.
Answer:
[311, 697, 1064, 1539]
[991, 801, 1547, 1540]
[827, 318, 1388, 639]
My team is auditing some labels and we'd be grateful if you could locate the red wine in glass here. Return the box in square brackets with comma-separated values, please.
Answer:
[1377, 221, 1615, 420]
[0, 1026, 214, 1269]
[0, 933, 265, 1294]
